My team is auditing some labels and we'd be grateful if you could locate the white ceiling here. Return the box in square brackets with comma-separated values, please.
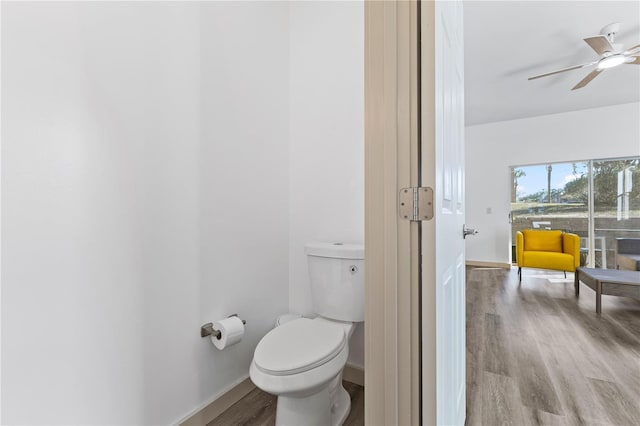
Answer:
[464, 1, 640, 126]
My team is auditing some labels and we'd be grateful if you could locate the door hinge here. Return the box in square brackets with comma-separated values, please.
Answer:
[399, 187, 434, 221]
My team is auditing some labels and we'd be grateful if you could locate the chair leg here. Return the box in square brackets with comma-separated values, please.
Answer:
[564, 271, 567, 278]
[518, 267, 521, 282]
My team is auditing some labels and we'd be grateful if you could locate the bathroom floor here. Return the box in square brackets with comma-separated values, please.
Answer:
[208, 380, 364, 426]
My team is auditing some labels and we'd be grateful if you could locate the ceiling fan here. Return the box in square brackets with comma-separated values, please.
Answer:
[528, 23, 640, 90]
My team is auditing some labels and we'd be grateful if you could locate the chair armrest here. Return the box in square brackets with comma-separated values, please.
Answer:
[516, 231, 524, 266]
[563, 233, 581, 268]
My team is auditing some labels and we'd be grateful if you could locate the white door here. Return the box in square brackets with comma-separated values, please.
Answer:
[421, 1, 466, 425]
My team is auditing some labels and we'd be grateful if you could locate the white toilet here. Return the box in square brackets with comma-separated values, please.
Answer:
[250, 242, 364, 426]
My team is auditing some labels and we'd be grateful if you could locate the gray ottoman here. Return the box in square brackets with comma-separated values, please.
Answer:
[616, 238, 640, 271]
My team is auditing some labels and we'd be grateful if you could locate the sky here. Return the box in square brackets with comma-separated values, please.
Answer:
[514, 162, 588, 198]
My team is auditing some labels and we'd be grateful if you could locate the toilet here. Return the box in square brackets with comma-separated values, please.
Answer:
[249, 242, 364, 426]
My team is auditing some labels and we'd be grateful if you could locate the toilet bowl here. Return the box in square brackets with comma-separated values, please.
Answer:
[250, 317, 354, 425]
[249, 242, 364, 426]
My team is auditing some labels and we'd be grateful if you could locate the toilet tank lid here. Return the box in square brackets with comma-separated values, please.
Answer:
[304, 242, 364, 259]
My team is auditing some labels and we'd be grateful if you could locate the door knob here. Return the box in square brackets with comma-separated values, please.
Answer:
[463, 225, 478, 239]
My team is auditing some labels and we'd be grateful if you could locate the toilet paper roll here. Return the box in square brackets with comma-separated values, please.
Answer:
[212, 316, 245, 350]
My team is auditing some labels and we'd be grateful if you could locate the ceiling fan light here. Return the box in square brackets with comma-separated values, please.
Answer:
[597, 54, 626, 69]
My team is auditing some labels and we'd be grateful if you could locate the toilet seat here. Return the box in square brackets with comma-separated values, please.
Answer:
[254, 318, 346, 376]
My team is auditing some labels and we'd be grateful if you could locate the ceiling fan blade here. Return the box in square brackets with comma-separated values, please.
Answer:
[626, 56, 640, 65]
[624, 44, 640, 55]
[528, 62, 596, 80]
[571, 69, 603, 90]
[584, 35, 615, 55]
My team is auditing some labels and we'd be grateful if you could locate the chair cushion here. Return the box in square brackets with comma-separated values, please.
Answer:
[522, 229, 563, 253]
[522, 251, 575, 271]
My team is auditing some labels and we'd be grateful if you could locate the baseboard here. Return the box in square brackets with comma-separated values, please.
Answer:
[178, 364, 363, 425]
[466, 260, 511, 269]
[178, 376, 255, 426]
[343, 363, 364, 387]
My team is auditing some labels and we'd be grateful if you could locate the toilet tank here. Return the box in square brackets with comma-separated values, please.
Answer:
[304, 242, 365, 322]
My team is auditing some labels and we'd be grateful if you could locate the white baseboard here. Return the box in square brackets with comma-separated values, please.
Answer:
[343, 363, 364, 387]
[466, 260, 511, 269]
[177, 376, 255, 426]
[178, 364, 364, 425]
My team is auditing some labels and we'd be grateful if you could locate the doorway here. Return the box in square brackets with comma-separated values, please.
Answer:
[364, 1, 466, 424]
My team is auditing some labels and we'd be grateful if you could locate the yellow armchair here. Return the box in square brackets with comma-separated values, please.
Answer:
[516, 229, 580, 282]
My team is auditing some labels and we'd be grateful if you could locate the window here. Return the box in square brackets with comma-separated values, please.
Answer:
[510, 157, 639, 269]
[593, 158, 640, 269]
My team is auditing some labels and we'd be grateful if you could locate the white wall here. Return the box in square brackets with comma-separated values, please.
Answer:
[2, 2, 364, 423]
[1, 2, 290, 424]
[195, 0, 290, 419]
[465, 102, 640, 265]
[288, 1, 365, 368]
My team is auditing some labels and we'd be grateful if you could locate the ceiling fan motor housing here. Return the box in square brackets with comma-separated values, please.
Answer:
[600, 22, 621, 43]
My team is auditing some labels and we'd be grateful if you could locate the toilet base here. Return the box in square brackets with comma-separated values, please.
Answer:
[331, 384, 351, 425]
[274, 380, 351, 426]
[276, 387, 331, 426]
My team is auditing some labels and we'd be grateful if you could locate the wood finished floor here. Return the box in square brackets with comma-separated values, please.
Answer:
[208, 266, 639, 426]
[208, 381, 363, 426]
[466, 266, 640, 426]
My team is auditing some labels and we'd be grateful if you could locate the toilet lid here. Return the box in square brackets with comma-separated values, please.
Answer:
[254, 318, 346, 376]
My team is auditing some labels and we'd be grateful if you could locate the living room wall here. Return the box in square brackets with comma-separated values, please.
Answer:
[465, 102, 640, 265]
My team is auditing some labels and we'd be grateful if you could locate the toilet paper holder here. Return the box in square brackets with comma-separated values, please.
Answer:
[201, 314, 246, 340]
